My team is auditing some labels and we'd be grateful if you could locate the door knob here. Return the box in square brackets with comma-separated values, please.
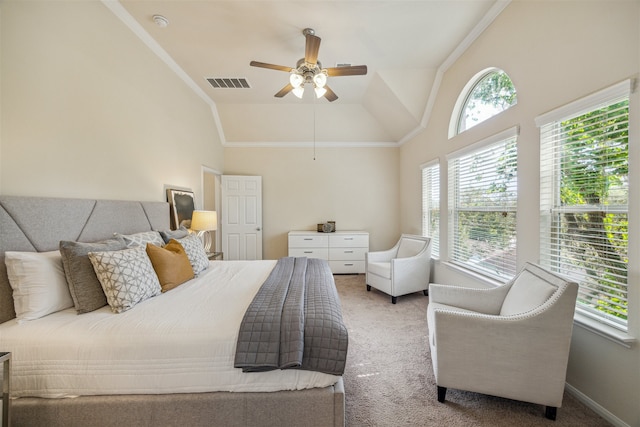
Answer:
[256, 227, 261, 231]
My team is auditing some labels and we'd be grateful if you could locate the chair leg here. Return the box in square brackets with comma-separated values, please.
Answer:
[437, 386, 447, 403]
[366, 285, 371, 291]
[391, 296, 397, 304]
[545, 406, 557, 421]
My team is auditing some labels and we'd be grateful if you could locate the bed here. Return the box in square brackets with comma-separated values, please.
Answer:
[0, 196, 346, 427]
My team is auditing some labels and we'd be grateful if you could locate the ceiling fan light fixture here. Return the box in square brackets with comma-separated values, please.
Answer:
[292, 86, 305, 98]
[313, 71, 327, 88]
[314, 86, 327, 98]
[289, 72, 304, 88]
[249, 28, 366, 102]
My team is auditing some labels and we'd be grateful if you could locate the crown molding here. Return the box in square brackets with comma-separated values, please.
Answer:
[223, 141, 399, 149]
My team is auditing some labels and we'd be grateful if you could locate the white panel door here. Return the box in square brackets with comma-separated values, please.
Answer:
[221, 175, 263, 260]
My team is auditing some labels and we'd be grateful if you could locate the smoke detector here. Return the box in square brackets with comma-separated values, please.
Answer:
[153, 15, 169, 28]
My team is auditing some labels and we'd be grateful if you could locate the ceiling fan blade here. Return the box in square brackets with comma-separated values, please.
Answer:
[274, 83, 294, 98]
[325, 65, 368, 76]
[305, 34, 321, 66]
[250, 61, 293, 73]
[323, 85, 338, 102]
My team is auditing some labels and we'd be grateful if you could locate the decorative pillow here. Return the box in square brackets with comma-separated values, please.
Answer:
[159, 226, 189, 244]
[146, 240, 194, 292]
[116, 231, 164, 248]
[88, 246, 161, 313]
[176, 234, 209, 275]
[5, 250, 73, 322]
[397, 238, 427, 258]
[60, 236, 127, 313]
[500, 270, 558, 316]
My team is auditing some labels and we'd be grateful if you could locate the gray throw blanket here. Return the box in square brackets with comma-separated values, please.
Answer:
[234, 257, 348, 376]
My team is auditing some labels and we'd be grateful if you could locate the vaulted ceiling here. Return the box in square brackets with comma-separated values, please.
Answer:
[111, 0, 505, 146]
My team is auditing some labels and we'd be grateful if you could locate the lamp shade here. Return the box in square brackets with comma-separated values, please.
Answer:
[292, 86, 304, 98]
[190, 210, 217, 231]
[313, 72, 327, 88]
[289, 72, 304, 88]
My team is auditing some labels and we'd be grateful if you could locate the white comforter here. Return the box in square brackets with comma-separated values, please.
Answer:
[0, 260, 340, 398]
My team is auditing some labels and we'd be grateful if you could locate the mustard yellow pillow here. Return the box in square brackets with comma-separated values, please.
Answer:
[146, 240, 194, 292]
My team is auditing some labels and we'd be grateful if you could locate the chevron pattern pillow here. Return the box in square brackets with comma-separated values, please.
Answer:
[88, 246, 161, 313]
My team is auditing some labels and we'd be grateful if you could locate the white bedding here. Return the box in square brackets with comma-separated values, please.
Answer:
[0, 260, 340, 398]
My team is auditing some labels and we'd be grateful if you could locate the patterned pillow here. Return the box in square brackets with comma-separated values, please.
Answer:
[88, 246, 161, 313]
[176, 234, 209, 275]
[159, 226, 189, 244]
[116, 231, 165, 248]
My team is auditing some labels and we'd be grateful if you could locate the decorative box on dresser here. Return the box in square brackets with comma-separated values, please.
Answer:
[288, 231, 369, 274]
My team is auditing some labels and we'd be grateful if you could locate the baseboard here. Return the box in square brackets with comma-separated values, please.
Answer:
[565, 383, 629, 427]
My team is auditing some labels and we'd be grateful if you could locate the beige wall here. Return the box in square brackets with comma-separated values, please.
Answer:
[0, 1, 223, 204]
[224, 146, 399, 260]
[400, 1, 639, 425]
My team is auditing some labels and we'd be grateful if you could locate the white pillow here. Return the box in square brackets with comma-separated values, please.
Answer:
[176, 234, 210, 275]
[500, 270, 557, 316]
[88, 246, 161, 313]
[5, 250, 74, 322]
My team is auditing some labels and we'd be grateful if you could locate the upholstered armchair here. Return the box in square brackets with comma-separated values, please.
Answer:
[365, 234, 431, 304]
[426, 262, 578, 420]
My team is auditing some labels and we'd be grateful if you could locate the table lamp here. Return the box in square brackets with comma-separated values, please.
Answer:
[190, 210, 217, 253]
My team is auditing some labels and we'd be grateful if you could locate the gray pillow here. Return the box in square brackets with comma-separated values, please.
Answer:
[160, 226, 189, 244]
[59, 236, 127, 313]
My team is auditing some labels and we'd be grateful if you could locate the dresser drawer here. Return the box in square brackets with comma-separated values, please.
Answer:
[329, 247, 368, 261]
[288, 247, 329, 260]
[329, 260, 365, 274]
[288, 234, 329, 248]
[329, 233, 369, 248]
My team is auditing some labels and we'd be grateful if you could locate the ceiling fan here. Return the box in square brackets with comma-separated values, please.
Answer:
[250, 28, 367, 102]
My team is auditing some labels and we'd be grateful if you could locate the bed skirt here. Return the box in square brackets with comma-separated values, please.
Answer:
[12, 377, 345, 427]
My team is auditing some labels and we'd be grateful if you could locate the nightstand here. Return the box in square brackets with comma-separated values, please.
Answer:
[207, 252, 223, 260]
[0, 352, 10, 427]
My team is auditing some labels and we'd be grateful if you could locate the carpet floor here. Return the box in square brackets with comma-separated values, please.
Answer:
[334, 274, 611, 427]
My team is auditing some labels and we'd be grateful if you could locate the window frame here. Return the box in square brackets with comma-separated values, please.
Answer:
[449, 67, 517, 138]
[446, 126, 519, 281]
[421, 160, 440, 258]
[536, 79, 634, 346]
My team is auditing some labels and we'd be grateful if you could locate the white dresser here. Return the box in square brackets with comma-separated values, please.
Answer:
[288, 230, 369, 274]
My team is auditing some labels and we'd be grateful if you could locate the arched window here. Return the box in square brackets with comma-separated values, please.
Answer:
[450, 68, 517, 137]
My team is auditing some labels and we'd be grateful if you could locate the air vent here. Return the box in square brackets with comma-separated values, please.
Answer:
[206, 78, 251, 89]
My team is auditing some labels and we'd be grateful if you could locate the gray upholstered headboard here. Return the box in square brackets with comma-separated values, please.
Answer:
[0, 196, 170, 323]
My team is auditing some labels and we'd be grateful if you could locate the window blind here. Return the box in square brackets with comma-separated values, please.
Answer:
[539, 83, 630, 332]
[448, 131, 518, 279]
[422, 162, 440, 257]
